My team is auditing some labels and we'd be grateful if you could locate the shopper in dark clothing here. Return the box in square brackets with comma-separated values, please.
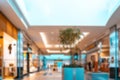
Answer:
[88, 62, 92, 71]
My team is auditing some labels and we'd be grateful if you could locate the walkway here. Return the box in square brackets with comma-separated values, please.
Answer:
[3, 70, 115, 80]
[22, 71, 113, 80]
[22, 70, 62, 80]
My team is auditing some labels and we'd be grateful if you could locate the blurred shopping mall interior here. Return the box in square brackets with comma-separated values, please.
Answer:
[0, 0, 120, 80]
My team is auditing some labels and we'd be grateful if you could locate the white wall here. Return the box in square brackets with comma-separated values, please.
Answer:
[3, 32, 17, 67]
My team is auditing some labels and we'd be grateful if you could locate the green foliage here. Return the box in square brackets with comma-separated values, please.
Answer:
[59, 28, 81, 47]
[59, 28, 82, 66]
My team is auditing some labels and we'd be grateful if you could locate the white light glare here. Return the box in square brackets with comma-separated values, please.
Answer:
[40, 32, 52, 48]
[40, 32, 89, 53]
[47, 49, 70, 53]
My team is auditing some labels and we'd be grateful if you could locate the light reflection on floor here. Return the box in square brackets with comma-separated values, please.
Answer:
[3, 70, 115, 80]
[22, 71, 115, 80]
[22, 70, 62, 80]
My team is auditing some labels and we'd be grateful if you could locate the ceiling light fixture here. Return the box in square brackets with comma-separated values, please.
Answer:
[47, 49, 70, 53]
[40, 32, 89, 53]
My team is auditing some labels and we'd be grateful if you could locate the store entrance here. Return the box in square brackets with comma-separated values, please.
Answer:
[52, 60, 63, 72]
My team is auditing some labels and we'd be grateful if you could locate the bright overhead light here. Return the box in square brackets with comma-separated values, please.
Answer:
[40, 32, 89, 53]
[47, 49, 70, 53]
[74, 32, 89, 46]
[40, 32, 52, 48]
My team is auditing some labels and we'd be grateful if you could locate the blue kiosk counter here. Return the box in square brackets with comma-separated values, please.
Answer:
[63, 67, 84, 80]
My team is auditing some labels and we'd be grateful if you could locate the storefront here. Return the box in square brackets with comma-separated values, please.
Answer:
[0, 12, 18, 79]
[30, 54, 38, 72]
[99, 45, 109, 72]
[40, 54, 71, 71]
[23, 43, 39, 74]
[0, 32, 18, 79]
[3, 32, 17, 78]
[86, 51, 99, 72]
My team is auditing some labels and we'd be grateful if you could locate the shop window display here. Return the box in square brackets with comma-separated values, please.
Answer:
[86, 54, 98, 72]
[23, 53, 27, 74]
[99, 58, 109, 72]
[30, 54, 38, 72]
[4, 33, 17, 78]
[9, 64, 15, 76]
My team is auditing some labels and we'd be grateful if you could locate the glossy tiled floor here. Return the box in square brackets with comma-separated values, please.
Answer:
[23, 71, 87, 80]
[3, 70, 115, 80]
[22, 71, 115, 80]
[22, 70, 62, 80]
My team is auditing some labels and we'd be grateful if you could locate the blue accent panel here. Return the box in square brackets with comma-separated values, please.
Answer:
[91, 73, 109, 80]
[76, 68, 84, 80]
[42, 56, 47, 69]
[17, 31, 23, 67]
[40, 54, 71, 60]
[0, 77, 2, 80]
[57, 62, 63, 68]
[109, 31, 119, 67]
[63, 68, 84, 80]
[64, 68, 73, 80]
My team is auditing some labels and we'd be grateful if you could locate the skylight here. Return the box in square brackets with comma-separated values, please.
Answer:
[8, 0, 120, 26]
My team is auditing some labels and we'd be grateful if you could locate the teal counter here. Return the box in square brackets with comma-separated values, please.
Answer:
[0, 77, 2, 80]
[63, 67, 84, 80]
[88, 72, 109, 80]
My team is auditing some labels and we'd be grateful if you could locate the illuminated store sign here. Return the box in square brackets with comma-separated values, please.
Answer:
[17, 31, 23, 67]
[109, 31, 119, 67]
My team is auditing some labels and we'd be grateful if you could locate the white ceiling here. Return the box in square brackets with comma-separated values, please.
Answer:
[1, 0, 120, 54]
[27, 26, 106, 53]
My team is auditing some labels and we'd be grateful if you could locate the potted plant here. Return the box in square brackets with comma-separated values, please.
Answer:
[59, 28, 81, 64]
[59, 28, 84, 80]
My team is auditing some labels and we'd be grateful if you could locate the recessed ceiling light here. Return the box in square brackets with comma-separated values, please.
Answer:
[40, 32, 89, 53]
[47, 49, 70, 53]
